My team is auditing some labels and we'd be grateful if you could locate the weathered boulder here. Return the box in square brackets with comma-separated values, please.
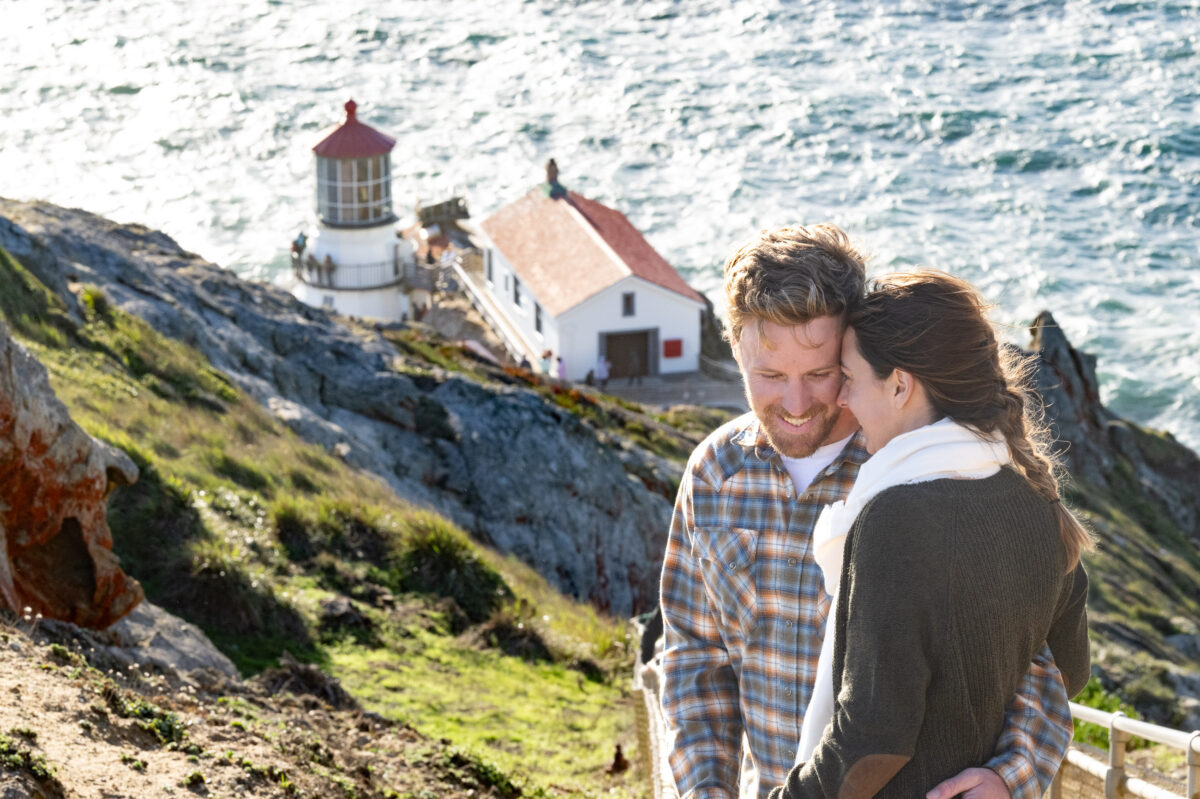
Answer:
[105, 599, 239, 680]
[0, 320, 143, 628]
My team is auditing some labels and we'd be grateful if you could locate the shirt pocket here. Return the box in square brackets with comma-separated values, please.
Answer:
[694, 527, 759, 642]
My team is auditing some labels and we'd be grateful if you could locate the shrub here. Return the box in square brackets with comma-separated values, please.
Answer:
[393, 516, 512, 623]
[205, 449, 272, 492]
[80, 285, 110, 320]
[1073, 677, 1151, 750]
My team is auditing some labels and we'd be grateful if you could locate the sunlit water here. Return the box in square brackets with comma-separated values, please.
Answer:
[2, 0, 1198, 448]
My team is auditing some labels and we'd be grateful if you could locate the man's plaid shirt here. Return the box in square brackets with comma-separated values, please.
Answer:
[659, 413, 1073, 799]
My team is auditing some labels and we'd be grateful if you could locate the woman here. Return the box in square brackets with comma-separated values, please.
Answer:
[773, 271, 1092, 799]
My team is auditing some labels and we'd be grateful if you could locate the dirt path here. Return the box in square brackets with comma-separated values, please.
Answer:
[0, 620, 508, 798]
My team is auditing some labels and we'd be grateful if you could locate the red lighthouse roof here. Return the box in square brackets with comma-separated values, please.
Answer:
[313, 100, 396, 159]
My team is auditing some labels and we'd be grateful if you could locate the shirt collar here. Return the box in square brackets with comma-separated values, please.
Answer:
[732, 416, 775, 461]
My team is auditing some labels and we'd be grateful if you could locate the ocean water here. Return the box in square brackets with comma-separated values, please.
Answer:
[2, 0, 1198, 448]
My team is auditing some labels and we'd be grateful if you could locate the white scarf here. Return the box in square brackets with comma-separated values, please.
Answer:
[794, 417, 1012, 765]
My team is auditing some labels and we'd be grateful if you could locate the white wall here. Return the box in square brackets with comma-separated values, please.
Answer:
[481, 248, 702, 381]
[311, 222, 406, 265]
[558, 276, 702, 380]
[484, 247, 559, 370]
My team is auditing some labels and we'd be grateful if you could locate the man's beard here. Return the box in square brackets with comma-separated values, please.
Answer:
[760, 402, 841, 459]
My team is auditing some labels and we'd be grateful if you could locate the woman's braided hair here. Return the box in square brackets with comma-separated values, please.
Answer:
[848, 270, 1094, 569]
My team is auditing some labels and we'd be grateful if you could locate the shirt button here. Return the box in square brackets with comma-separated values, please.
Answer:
[728, 561, 736, 570]
[785, 620, 793, 628]
[784, 688, 793, 697]
[788, 558, 798, 566]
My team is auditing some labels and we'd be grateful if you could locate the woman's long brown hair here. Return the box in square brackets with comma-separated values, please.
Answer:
[849, 270, 1095, 569]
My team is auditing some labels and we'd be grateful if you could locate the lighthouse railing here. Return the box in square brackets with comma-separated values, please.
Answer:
[294, 257, 408, 291]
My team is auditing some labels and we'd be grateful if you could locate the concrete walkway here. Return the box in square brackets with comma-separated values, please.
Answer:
[599, 370, 748, 412]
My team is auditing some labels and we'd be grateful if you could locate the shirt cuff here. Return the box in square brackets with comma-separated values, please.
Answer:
[987, 756, 1033, 799]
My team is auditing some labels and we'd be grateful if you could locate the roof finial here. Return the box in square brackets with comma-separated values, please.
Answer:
[545, 158, 567, 199]
[345, 99, 357, 122]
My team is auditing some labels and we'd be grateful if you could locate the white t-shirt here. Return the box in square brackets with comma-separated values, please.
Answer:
[779, 433, 855, 495]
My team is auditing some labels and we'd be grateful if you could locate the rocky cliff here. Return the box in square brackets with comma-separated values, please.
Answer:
[0, 199, 678, 619]
[1030, 313, 1200, 728]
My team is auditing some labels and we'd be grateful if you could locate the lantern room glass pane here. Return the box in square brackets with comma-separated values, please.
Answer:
[316, 154, 393, 226]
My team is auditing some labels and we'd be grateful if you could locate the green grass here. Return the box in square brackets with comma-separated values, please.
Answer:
[0, 733, 63, 791]
[0, 246, 74, 348]
[329, 627, 640, 798]
[0, 244, 644, 798]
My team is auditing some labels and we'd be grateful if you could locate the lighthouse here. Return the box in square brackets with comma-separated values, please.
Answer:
[290, 99, 419, 320]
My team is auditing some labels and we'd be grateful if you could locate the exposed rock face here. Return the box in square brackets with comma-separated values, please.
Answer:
[1031, 311, 1200, 544]
[0, 199, 668, 617]
[1028, 312, 1200, 729]
[0, 320, 143, 628]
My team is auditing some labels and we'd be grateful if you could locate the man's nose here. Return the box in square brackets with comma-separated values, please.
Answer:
[781, 381, 810, 415]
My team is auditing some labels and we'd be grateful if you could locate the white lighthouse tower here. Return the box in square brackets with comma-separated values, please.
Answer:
[291, 99, 420, 320]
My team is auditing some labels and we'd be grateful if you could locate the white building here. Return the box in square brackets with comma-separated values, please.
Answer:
[476, 162, 706, 381]
[290, 100, 430, 319]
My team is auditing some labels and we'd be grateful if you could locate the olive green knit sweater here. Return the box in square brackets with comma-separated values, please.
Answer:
[771, 467, 1089, 799]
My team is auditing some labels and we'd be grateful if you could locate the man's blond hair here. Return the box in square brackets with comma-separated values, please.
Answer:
[722, 223, 867, 344]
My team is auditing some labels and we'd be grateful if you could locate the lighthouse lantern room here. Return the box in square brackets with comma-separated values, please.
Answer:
[290, 99, 417, 320]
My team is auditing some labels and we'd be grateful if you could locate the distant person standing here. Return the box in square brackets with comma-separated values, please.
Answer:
[540, 350, 553, 375]
[556, 357, 567, 380]
[628, 350, 643, 386]
[595, 354, 610, 389]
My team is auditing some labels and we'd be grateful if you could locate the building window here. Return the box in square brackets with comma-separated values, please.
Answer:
[663, 338, 683, 358]
[322, 295, 335, 309]
[485, 250, 494, 285]
[535, 303, 543, 333]
[513, 277, 521, 307]
[622, 292, 635, 317]
[315, 154, 393, 227]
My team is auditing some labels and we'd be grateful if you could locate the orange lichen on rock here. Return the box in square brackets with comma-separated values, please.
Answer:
[0, 322, 143, 628]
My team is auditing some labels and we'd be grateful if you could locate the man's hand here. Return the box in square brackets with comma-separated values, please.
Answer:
[926, 767, 1011, 799]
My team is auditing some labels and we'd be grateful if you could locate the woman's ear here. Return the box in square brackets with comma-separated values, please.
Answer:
[889, 369, 918, 408]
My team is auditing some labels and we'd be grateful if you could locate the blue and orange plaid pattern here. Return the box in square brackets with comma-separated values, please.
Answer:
[659, 413, 1072, 799]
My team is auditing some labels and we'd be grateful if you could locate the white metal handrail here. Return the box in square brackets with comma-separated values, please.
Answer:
[1049, 702, 1200, 799]
[447, 255, 541, 365]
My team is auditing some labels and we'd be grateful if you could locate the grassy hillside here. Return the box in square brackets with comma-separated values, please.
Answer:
[0, 244, 647, 797]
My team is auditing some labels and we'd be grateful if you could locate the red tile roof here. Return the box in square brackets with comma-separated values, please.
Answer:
[480, 188, 704, 317]
[313, 100, 396, 159]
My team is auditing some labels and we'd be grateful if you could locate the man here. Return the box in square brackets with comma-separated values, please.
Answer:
[659, 224, 1072, 799]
